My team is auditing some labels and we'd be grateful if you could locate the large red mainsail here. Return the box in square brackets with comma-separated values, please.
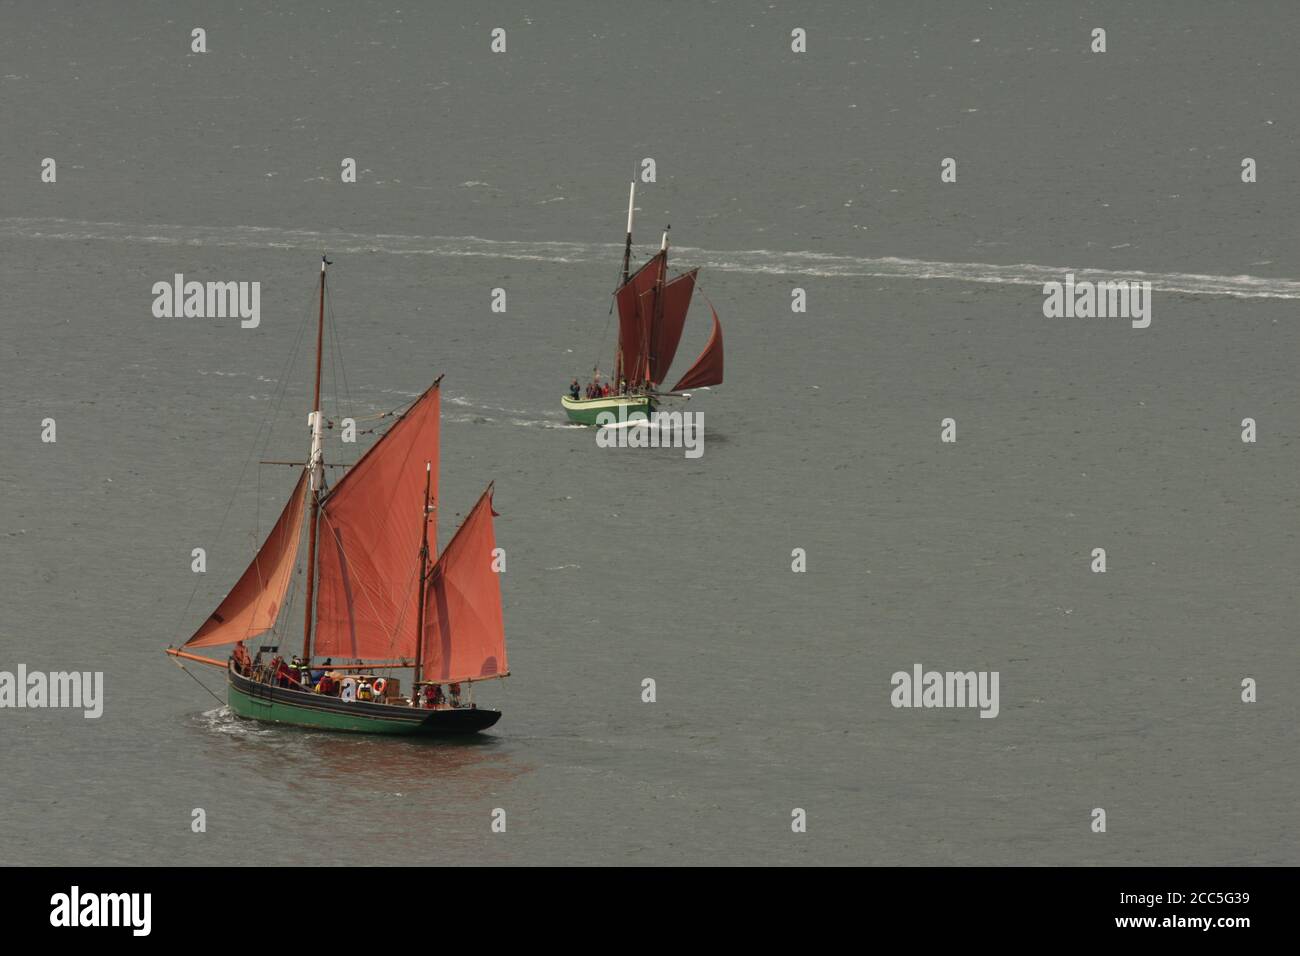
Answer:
[421, 486, 508, 683]
[616, 251, 715, 388]
[670, 303, 724, 391]
[185, 470, 307, 648]
[313, 382, 441, 661]
[615, 252, 663, 385]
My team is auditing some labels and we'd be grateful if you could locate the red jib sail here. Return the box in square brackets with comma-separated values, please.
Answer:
[313, 382, 441, 661]
[185, 470, 308, 648]
[670, 303, 724, 391]
[421, 486, 508, 683]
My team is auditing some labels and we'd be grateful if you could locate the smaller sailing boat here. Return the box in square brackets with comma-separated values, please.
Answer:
[166, 257, 508, 735]
[562, 181, 724, 425]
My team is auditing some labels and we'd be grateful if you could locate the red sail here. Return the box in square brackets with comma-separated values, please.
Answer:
[185, 470, 307, 648]
[615, 252, 664, 385]
[421, 486, 508, 683]
[649, 268, 697, 384]
[313, 382, 441, 661]
[670, 304, 724, 391]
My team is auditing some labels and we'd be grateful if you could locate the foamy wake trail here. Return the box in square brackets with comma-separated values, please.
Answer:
[4, 216, 1300, 300]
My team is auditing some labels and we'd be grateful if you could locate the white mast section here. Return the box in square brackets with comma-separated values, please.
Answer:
[307, 255, 327, 493]
[307, 411, 324, 491]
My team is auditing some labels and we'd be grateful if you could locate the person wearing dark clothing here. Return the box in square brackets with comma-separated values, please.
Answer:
[569, 378, 581, 400]
[273, 657, 295, 688]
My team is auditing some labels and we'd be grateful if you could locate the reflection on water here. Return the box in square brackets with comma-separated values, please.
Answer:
[192, 705, 528, 794]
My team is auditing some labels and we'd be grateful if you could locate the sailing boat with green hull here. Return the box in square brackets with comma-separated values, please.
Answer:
[167, 257, 509, 736]
[563, 182, 724, 425]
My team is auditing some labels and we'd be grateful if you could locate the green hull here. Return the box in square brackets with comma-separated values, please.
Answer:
[226, 667, 501, 735]
[561, 394, 656, 426]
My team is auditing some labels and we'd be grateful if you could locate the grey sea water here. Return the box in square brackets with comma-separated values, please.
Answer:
[1, 2, 1296, 865]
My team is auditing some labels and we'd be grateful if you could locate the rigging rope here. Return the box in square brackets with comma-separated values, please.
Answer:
[170, 278, 317, 646]
[593, 248, 632, 376]
[169, 656, 226, 707]
[324, 273, 358, 469]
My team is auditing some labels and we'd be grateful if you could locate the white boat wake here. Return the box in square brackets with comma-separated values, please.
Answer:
[4, 216, 1300, 300]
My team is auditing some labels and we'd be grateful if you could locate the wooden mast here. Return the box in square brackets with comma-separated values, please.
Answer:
[412, 460, 433, 690]
[622, 180, 635, 285]
[615, 180, 636, 388]
[302, 255, 329, 662]
[649, 226, 669, 386]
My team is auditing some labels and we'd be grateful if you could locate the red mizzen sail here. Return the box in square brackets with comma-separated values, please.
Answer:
[670, 303, 724, 391]
[313, 382, 441, 661]
[185, 470, 307, 648]
[421, 486, 508, 683]
[649, 268, 697, 384]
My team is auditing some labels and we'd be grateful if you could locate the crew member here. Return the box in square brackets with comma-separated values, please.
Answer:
[273, 657, 295, 688]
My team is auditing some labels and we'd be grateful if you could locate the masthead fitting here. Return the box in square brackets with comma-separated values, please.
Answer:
[660, 226, 670, 251]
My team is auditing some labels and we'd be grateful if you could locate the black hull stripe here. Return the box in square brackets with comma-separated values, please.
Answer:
[227, 667, 497, 727]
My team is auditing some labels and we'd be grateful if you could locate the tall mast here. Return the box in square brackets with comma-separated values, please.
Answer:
[621, 180, 635, 285]
[302, 254, 329, 661]
[649, 227, 669, 386]
[614, 181, 636, 387]
[412, 460, 433, 690]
